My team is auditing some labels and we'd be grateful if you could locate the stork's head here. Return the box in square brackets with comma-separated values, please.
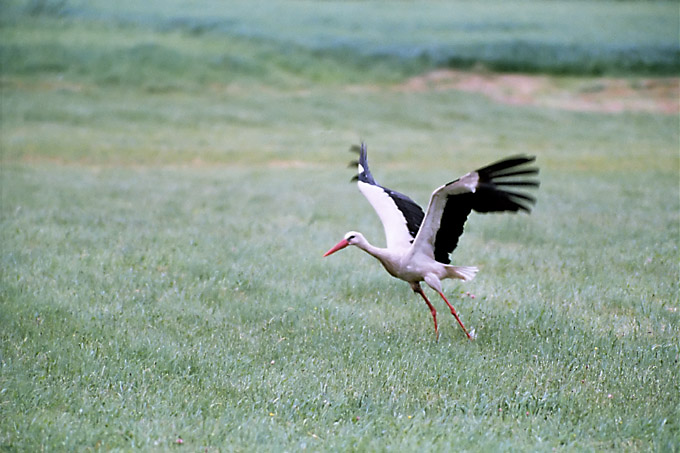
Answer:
[323, 231, 364, 257]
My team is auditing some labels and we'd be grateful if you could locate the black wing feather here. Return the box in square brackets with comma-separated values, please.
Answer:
[434, 193, 473, 263]
[433, 155, 539, 264]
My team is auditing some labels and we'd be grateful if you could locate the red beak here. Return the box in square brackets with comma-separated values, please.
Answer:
[323, 239, 350, 257]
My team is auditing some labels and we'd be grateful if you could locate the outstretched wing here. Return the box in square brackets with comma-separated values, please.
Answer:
[350, 143, 425, 250]
[410, 155, 539, 264]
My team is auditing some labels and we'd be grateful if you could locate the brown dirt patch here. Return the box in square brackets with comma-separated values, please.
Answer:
[390, 69, 679, 114]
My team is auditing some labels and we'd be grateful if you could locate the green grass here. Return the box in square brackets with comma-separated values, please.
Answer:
[1, 2, 679, 451]
[2, 161, 678, 450]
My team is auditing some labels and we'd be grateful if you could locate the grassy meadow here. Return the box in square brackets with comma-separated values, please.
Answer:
[1, 1, 679, 451]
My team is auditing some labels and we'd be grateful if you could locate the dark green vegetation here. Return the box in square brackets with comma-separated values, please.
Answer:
[1, 1, 679, 451]
[2, 0, 680, 86]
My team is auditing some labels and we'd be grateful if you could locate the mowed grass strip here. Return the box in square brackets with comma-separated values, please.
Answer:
[5, 0, 678, 75]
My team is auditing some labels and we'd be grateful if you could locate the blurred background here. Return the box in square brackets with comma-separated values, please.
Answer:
[2, 0, 678, 165]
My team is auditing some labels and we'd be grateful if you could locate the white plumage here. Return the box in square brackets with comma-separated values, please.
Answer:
[357, 180, 415, 251]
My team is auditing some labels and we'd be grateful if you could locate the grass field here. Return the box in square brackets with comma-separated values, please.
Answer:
[1, 1, 679, 451]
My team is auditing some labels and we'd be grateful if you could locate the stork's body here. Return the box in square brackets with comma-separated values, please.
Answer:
[324, 143, 539, 340]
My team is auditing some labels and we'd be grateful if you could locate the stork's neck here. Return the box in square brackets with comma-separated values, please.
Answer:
[354, 236, 398, 267]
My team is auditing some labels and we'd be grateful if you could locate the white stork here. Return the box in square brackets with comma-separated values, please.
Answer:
[324, 143, 539, 340]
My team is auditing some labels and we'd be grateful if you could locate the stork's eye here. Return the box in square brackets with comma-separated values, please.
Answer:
[347, 234, 356, 241]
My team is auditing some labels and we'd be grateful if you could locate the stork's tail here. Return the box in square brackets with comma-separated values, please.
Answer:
[447, 266, 479, 282]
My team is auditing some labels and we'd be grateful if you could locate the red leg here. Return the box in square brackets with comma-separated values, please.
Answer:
[414, 287, 439, 341]
[437, 291, 472, 340]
